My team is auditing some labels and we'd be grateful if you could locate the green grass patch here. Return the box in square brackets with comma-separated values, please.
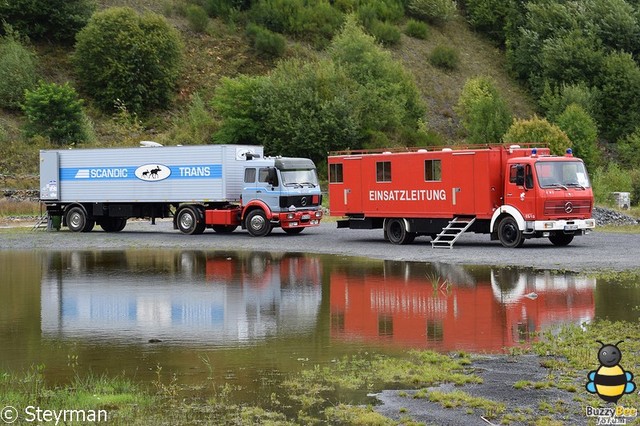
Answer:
[427, 389, 505, 419]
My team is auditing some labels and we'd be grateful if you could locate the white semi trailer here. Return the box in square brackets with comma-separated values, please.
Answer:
[39, 144, 323, 236]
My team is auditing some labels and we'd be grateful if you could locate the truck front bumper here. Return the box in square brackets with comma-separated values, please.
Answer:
[276, 210, 323, 228]
[526, 218, 596, 233]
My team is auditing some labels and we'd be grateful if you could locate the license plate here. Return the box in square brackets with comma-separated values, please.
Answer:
[564, 224, 578, 231]
[301, 214, 310, 220]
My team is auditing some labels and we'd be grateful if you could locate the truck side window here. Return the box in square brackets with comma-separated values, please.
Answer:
[244, 168, 256, 183]
[376, 161, 391, 182]
[259, 167, 278, 186]
[329, 163, 343, 183]
[424, 160, 441, 181]
[509, 165, 518, 184]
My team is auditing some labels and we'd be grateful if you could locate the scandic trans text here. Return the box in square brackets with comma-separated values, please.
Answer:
[369, 189, 447, 202]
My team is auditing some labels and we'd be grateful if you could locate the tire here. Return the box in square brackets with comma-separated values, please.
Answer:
[177, 206, 205, 235]
[100, 218, 127, 232]
[246, 209, 271, 237]
[498, 216, 525, 248]
[66, 206, 94, 233]
[283, 227, 304, 235]
[212, 225, 237, 234]
[385, 218, 415, 245]
[549, 232, 574, 246]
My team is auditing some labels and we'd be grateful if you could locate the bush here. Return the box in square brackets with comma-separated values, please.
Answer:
[246, 23, 286, 57]
[617, 128, 640, 170]
[407, 0, 457, 25]
[539, 82, 598, 123]
[456, 76, 512, 144]
[22, 81, 92, 145]
[356, 0, 404, 26]
[186, 4, 210, 32]
[429, 45, 459, 70]
[161, 92, 219, 145]
[0, 30, 37, 110]
[404, 19, 429, 39]
[368, 20, 401, 46]
[0, 0, 95, 43]
[463, 0, 511, 44]
[250, 0, 343, 47]
[553, 104, 599, 170]
[74, 7, 183, 115]
[503, 116, 571, 156]
[591, 163, 633, 205]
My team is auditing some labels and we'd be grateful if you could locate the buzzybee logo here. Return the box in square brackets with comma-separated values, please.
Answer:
[586, 341, 636, 403]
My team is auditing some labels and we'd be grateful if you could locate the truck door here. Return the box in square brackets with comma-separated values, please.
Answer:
[451, 153, 475, 214]
[504, 163, 536, 219]
[338, 157, 363, 214]
[256, 167, 281, 211]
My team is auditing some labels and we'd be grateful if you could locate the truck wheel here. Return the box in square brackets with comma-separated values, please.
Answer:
[549, 233, 574, 246]
[246, 209, 271, 237]
[283, 227, 304, 235]
[498, 216, 524, 248]
[386, 218, 415, 245]
[66, 207, 93, 233]
[177, 206, 205, 235]
[212, 225, 237, 234]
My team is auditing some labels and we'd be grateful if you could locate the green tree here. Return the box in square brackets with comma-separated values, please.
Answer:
[596, 51, 640, 142]
[0, 30, 37, 109]
[503, 116, 571, 156]
[456, 76, 512, 144]
[462, 0, 513, 44]
[407, 0, 457, 24]
[328, 16, 425, 139]
[0, 0, 95, 43]
[617, 128, 640, 169]
[553, 104, 599, 170]
[22, 81, 92, 145]
[74, 7, 183, 115]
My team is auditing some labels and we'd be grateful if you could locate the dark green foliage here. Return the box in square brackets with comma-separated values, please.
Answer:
[462, 0, 513, 44]
[596, 52, 640, 142]
[429, 45, 459, 70]
[582, 0, 639, 54]
[356, 0, 404, 26]
[22, 82, 91, 145]
[0, 30, 37, 110]
[0, 0, 95, 43]
[186, 4, 210, 32]
[246, 23, 286, 57]
[74, 7, 183, 115]
[404, 19, 429, 39]
[554, 104, 599, 170]
[368, 20, 401, 46]
[407, 0, 457, 25]
[617, 128, 640, 170]
[539, 82, 599, 123]
[205, 0, 253, 18]
[249, 0, 344, 47]
[456, 76, 512, 144]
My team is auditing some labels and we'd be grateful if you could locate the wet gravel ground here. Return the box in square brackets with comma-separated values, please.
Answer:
[2, 219, 639, 272]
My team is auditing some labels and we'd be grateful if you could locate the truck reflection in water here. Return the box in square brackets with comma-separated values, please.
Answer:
[330, 262, 596, 352]
[41, 251, 322, 345]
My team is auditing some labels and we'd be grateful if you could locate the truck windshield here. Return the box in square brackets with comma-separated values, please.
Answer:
[281, 169, 319, 188]
[535, 161, 591, 189]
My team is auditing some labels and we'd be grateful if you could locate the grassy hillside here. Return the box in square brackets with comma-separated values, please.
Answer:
[0, 1, 535, 190]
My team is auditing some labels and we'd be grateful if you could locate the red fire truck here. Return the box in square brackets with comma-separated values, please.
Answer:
[328, 144, 595, 248]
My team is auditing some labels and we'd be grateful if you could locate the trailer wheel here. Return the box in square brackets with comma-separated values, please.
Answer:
[246, 209, 271, 237]
[212, 225, 237, 234]
[100, 218, 127, 232]
[283, 227, 304, 235]
[549, 232, 574, 246]
[498, 216, 524, 248]
[385, 218, 415, 245]
[66, 207, 94, 233]
[177, 206, 205, 235]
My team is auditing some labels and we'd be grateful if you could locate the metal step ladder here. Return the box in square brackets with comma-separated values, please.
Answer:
[31, 212, 49, 231]
[431, 216, 476, 249]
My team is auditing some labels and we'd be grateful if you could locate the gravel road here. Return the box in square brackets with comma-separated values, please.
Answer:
[2, 219, 639, 271]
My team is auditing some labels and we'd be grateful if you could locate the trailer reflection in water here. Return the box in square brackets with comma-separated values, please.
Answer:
[41, 251, 322, 346]
[330, 262, 596, 351]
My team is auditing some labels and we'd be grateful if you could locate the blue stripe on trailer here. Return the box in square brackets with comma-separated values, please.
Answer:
[60, 165, 222, 181]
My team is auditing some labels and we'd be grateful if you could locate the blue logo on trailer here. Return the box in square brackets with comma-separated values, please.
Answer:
[60, 164, 222, 181]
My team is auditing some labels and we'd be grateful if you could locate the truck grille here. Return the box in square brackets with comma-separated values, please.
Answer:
[544, 200, 592, 216]
[279, 195, 322, 209]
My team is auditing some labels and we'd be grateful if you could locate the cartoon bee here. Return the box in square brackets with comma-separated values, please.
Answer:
[586, 340, 636, 403]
